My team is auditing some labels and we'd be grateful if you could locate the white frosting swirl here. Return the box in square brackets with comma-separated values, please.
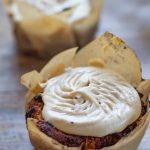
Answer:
[42, 67, 141, 137]
[11, 0, 91, 23]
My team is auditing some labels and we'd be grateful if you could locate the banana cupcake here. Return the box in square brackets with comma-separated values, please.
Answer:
[4, 0, 103, 57]
[21, 32, 150, 150]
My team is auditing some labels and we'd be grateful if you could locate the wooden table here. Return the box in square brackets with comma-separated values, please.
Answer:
[0, 0, 149, 150]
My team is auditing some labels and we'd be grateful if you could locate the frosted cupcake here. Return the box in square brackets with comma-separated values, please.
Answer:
[4, 0, 103, 57]
[21, 32, 150, 150]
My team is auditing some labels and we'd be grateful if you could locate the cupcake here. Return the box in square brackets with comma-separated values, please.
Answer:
[4, 0, 103, 57]
[21, 32, 150, 150]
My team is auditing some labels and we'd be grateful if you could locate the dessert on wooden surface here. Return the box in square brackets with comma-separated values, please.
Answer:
[4, 0, 103, 58]
[21, 32, 150, 150]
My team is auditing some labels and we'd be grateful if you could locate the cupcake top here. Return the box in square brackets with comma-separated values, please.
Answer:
[9, 0, 91, 23]
[42, 66, 141, 137]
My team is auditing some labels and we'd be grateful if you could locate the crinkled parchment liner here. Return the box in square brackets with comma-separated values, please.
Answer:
[21, 32, 150, 150]
[3, 0, 103, 57]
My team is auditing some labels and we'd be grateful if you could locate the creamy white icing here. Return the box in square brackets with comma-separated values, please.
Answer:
[42, 67, 141, 137]
[10, 0, 91, 23]
[10, 3, 22, 21]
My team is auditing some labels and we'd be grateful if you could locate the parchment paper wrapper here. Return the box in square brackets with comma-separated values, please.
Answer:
[21, 32, 150, 150]
[4, 0, 103, 58]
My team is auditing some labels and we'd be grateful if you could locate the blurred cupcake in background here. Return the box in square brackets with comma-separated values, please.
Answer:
[4, 0, 103, 58]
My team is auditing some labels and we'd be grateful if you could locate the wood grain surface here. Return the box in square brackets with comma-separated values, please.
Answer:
[0, 0, 149, 150]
